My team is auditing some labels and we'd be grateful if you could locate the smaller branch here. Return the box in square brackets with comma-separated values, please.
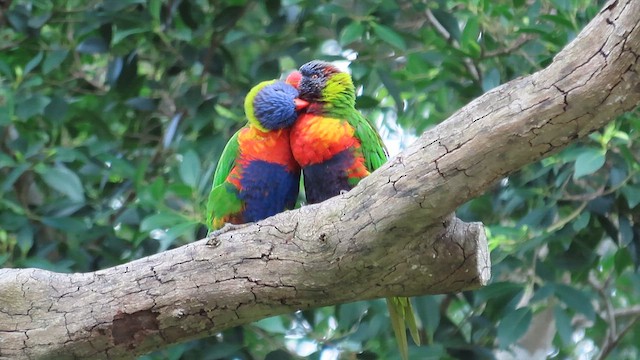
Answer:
[561, 170, 637, 202]
[545, 201, 587, 233]
[589, 274, 617, 339]
[483, 34, 536, 58]
[587, 271, 639, 360]
[424, 9, 481, 83]
[596, 315, 640, 360]
[424, 9, 453, 42]
[0, 39, 25, 51]
[614, 305, 640, 318]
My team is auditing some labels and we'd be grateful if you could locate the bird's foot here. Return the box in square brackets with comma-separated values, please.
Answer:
[206, 223, 250, 247]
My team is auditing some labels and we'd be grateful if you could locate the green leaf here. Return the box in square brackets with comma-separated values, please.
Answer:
[41, 216, 89, 233]
[215, 104, 241, 121]
[113, 28, 149, 45]
[265, 350, 293, 360]
[540, 14, 575, 29]
[573, 147, 606, 179]
[139, 177, 166, 204]
[513, 0, 526, 8]
[497, 307, 532, 348]
[156, 222, 197, 251]
[27, 12, 51, 28]
[0, 152, 15, 167]
[554, 306, 573, 346]
[0, 86, 14, 125]
[213, 6, 246, 30]
[530, 283, 556, 303]
[125, 97, 158, 111]
[350, 313, 385, 343]
[461, 17, 481, 58]
[355, 95, 380, 109]
[15, 94, 51, 120]
[103, 0, 146, 12]
[619, 215, 633, 247]
[44, 96, 69, 124]
[140, 212, 185, 232]
[254, 316, 288, 334]
[43, 49, 69, 74]
[555, 284, 595, 321]
[340, 21, 364, 45]
[474, 281, 524, 306]
[16, 226, 34, 256]
[24, 52, 44, 75]
[572, 211, 590, 231]
[0, 163, 29, 194]
[482, 68, 501, 92]
[378, 68, 404, 114]
[621, 185, 640, 208]
[40, 166, 86, 202]
[337, 301, 369, 331]
[370, 22, 406, 50]
[201, 343, 243, 359]
[179, 150, 202, 188]
[614, 248, 633, 274]
[414, 295, 441, 343]
[76, 37, 109, 54]
[0, 253, 9, 266]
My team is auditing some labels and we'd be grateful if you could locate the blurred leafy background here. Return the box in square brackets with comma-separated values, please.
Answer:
[1, 0, 639, 359]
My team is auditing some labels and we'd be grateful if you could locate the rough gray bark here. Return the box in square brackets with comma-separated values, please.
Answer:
[0, 214, 486, 359]
[1, 0, 639, 358]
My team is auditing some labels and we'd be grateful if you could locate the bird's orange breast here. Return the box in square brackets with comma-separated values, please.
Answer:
[290, 113, 359, 166]
[236, 127, 298, 169]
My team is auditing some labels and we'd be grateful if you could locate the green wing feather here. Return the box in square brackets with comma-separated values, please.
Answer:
[347, 111, 388, 172]
[388, 297, 421, 360]
[206, 130, 243, 230]
[212, 130, 241, 187]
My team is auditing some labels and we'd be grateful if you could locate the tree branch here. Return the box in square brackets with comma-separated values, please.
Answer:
[1, 0, 639, 358]
[614, 305, 640, 318]
[0, 215, 488, 359]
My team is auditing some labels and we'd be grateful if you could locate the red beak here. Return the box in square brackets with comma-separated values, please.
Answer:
[294, 98, 309, 110]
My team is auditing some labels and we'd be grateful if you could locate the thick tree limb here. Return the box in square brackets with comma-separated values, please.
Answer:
[1, 0, 639, 358]
[0, 214, 487, 359]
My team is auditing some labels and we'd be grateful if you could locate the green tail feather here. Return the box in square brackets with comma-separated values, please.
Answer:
[387, 296, 421, 360]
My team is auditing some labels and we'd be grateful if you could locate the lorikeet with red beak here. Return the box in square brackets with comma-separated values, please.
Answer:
[206, 79, 308, 230]
[288, 61, 421, 359]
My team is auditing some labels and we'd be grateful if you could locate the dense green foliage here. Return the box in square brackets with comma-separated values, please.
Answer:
[1, 0, 638, 359]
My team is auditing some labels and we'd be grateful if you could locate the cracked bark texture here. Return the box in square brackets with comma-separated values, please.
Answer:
[1, 0, 639, 358]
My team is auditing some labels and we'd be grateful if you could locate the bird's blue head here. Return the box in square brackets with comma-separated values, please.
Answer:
[245, 80, 308, 132]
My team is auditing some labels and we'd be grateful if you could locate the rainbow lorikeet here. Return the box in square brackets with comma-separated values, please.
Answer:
[288, 61, 421, 359]
[206, 79, 308, 230]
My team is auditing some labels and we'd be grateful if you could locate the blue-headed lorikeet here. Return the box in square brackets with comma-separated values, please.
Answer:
[206, 79, 308, 230]
[288, 60, 421, 360]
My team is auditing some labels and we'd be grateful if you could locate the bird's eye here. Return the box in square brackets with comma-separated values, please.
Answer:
[311, 74, 319, 79]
